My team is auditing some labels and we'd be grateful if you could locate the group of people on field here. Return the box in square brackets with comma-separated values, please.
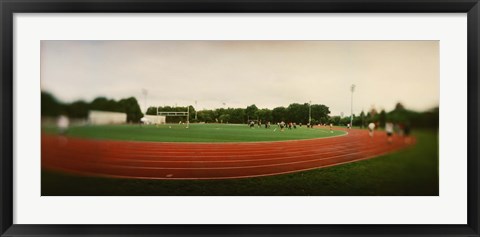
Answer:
[248, 120, 313, 132]
[248, 120, 336, 133]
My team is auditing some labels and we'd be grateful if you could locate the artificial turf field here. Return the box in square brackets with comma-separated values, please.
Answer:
[43, 123, 346, 142]
[41, 123, 438, 196]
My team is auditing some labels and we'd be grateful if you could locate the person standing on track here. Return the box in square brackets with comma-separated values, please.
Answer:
[368, 122, 376, 138]
[57, 114, 69, 135]
[385, 122, 394, 143]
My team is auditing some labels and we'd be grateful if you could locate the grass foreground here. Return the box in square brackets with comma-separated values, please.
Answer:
[42, 129, 439, 196]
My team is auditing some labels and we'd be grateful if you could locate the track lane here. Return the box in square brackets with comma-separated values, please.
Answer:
[42, 128, 415, 179]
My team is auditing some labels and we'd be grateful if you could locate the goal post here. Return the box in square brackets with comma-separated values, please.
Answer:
[156, 106, 190, 124]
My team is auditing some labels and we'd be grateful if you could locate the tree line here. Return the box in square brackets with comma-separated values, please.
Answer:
[42, 91, 437, 128]
[146, 103, 331, 124]
[41, 91, 143, 123]
[329, 103, 439, 129]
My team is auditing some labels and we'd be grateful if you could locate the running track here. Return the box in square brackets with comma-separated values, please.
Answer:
[41, 128, 415, 180]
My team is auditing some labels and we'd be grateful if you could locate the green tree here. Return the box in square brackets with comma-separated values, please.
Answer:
[311, 104, 330, 124]
[67, 100, 89, 118]
[187, 105, 196, 122]
[328, 116, 341, 125]
[256, 108, 273, 123]
[245, 104, 259, 121]
[41, 91, 63, 117]
[340, 116, 351, 126]
[379, 109, 387, 128]
[272, 107, 287, 123]
[229, 108, 246, 124]
[118, 97, 143, 123]
[218, 114, 231, 123]
[286, 103, 308, 123]
[146, 106, 157, 115]
[359, 110, 366, 128]
[198, 110, 214, 123]
[90, 97, 109, 111]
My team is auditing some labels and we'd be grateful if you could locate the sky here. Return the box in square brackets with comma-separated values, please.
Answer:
[41, 40, 439, 116]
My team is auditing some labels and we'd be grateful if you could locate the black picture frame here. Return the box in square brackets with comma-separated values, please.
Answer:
[1, 0, 479, 236]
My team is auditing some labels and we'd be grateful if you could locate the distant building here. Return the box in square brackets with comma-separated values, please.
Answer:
[88, 110, 127, 125]
[142, 115, 166, 124]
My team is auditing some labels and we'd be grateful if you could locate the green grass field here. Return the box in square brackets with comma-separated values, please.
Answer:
[42, 129, 439, 196]
[43, 123, 346, 142]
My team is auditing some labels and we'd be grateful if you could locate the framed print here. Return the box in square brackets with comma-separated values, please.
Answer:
[1, 0, 479, 236]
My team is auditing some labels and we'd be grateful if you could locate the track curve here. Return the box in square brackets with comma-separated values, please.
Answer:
[41, 128, 415, 180]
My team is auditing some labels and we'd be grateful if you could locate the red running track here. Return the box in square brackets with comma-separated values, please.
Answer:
[41, 128, 415, 180]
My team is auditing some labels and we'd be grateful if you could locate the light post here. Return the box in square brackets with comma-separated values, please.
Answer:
[350, 84, 355, 128]
[141, 89, 148, 113]
[195, 100, 197, 120]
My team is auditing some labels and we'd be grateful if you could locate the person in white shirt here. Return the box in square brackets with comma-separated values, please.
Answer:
[385, 122, 394, 143]
[57, 115, 69, 135]
[368, 122, 376, 138]
[280, 121, 286, 131]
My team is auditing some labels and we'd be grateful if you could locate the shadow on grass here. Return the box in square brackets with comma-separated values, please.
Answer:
[42, 130, 438, 196]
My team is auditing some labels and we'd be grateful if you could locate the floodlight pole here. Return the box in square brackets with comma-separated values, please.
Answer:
[195, 100, 197, 120]
[309, 100, 312, 125]
[350, 84, 355, 128]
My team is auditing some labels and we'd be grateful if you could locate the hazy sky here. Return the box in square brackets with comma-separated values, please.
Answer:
[41, 41, 439, 116]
